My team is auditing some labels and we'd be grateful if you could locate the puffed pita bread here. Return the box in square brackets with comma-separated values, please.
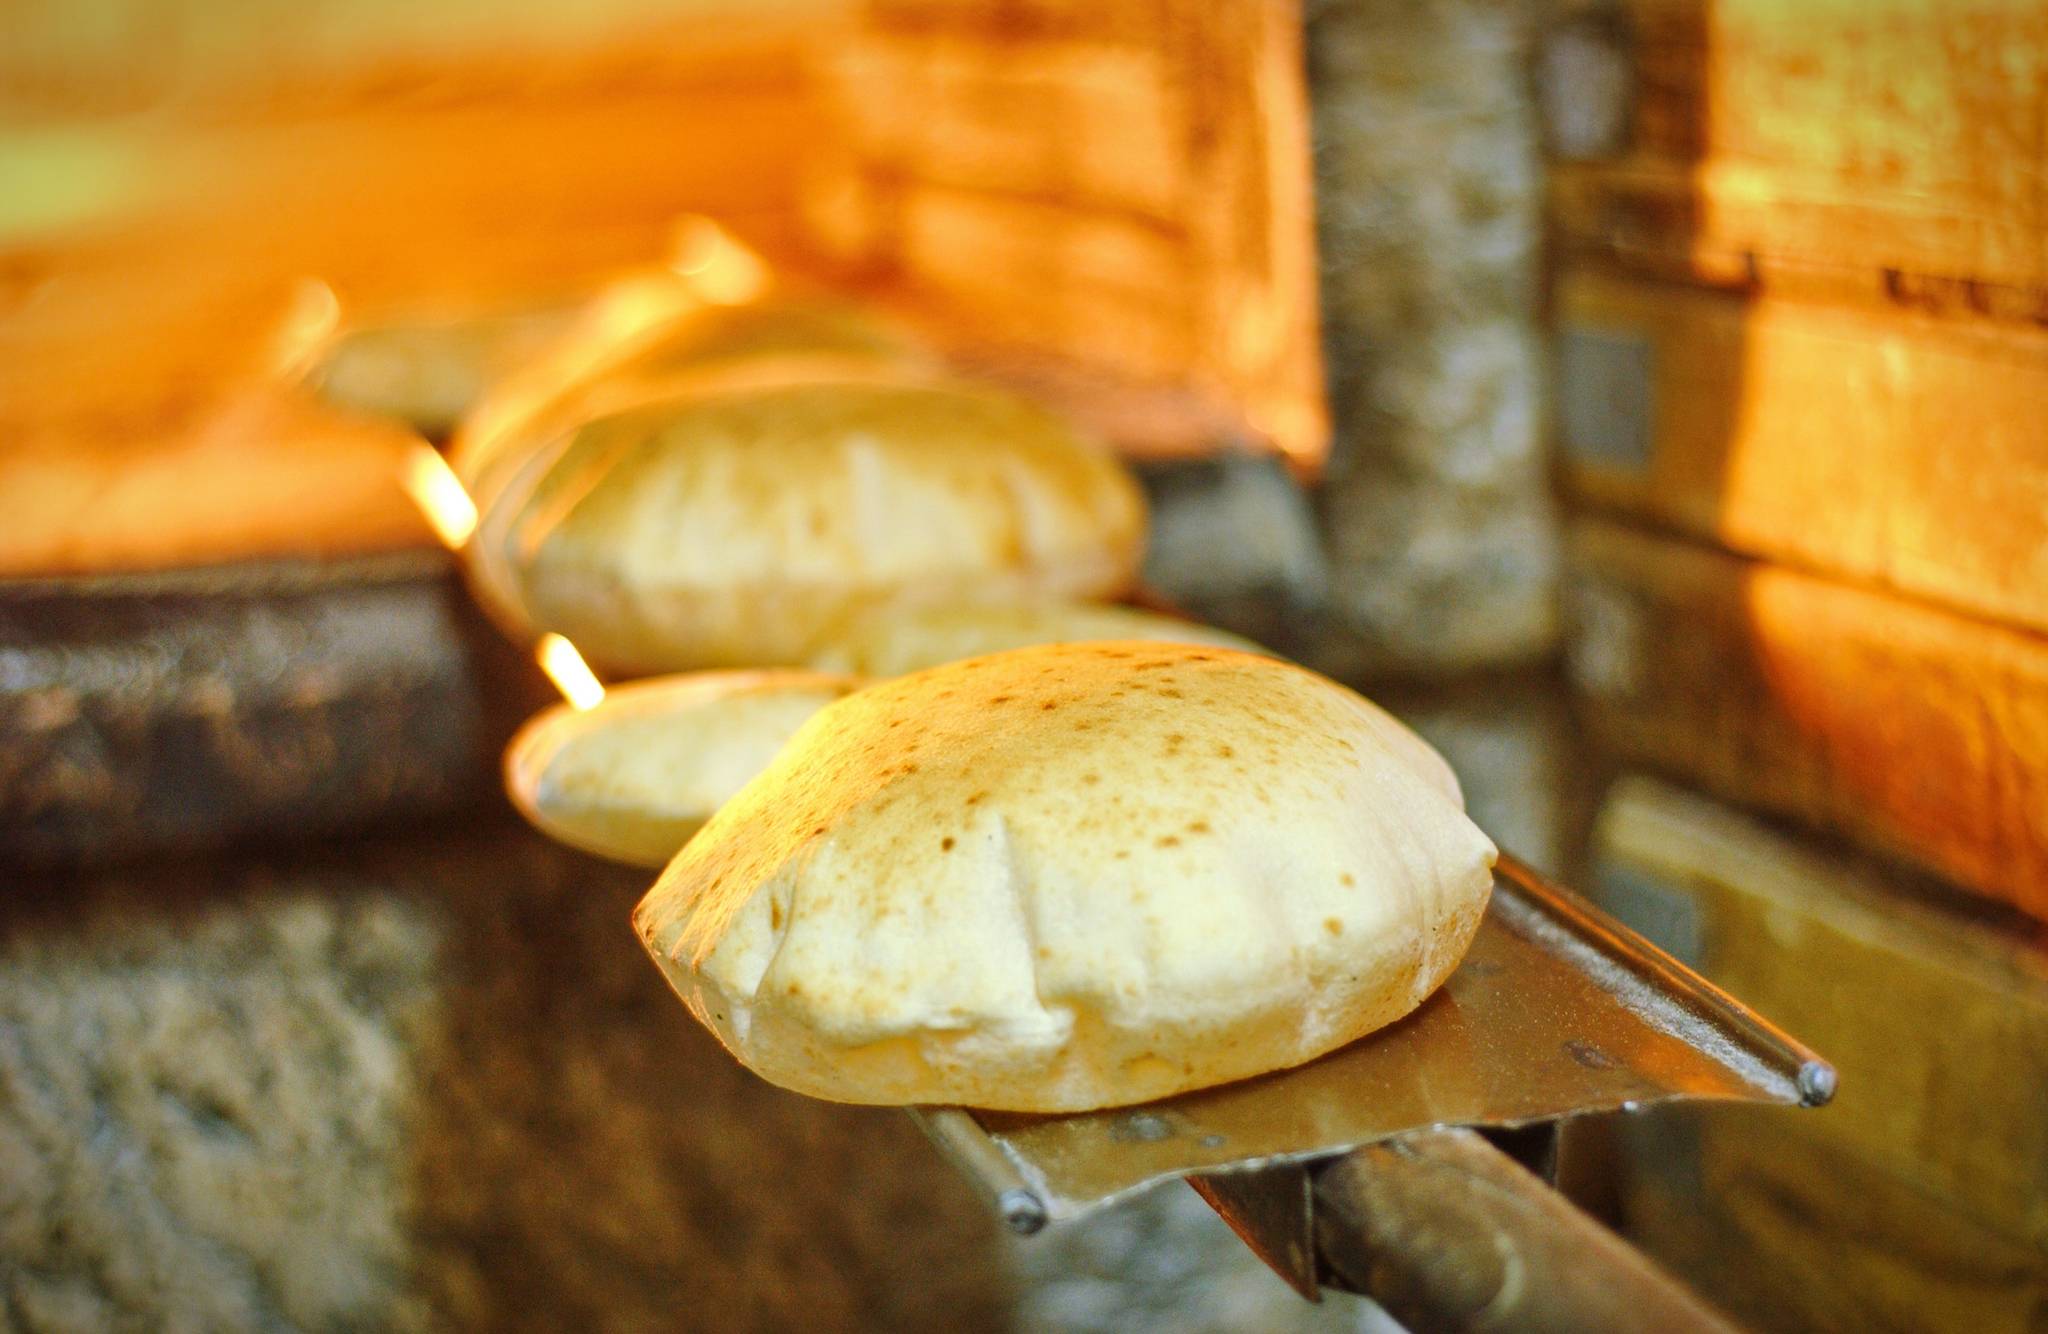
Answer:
[506, 611, 1263, 868]
[478, 378, 1147, 673]
[634, 641, 1496, 1112]
[506, 670, 861, 866]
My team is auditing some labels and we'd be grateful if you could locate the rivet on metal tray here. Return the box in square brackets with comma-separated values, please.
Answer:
[1796, 1060, 1838, 1107]
[998, 1188, 1048, 1235]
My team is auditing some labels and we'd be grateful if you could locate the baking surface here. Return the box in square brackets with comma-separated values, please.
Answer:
[927, 854, 1823, 1222]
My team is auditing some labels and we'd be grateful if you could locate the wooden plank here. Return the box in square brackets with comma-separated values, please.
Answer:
[891, 183, 1197, 378]
[1619, 1109, 2048, 1334]
[1, 16, 819, 440]
[813, 0, 1327, 468]
[1592, 777, 2048, 1249]
[1542, 0, 2048, 306]
[1564, 519, 2048, 922]
[863, 0, 1180, 46]
[1556, 269, 2048, 634]
[8, 0, 1326, 471]
[829, 38, 1189, 221]
[0, 4, 825, 118]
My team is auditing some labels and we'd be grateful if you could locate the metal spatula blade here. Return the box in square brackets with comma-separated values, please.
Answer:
[914, 853, 1831, 1303]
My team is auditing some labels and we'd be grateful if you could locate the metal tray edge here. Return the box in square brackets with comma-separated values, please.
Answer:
[916, 849, 1838, 1231]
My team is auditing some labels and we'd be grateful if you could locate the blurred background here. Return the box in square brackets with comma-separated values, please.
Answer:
[2, 0, 2044, 1329]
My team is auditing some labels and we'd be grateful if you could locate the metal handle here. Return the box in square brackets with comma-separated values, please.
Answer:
[1312, 1127, 1736, 1333]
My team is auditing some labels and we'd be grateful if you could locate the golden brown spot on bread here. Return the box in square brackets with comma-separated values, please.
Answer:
[941, 837, 956, 851]
[1040, 699, 1059, 711]
[1340, 873, 1356, 887]
[990, 694, 1015, 704]
[1081, 772, 1100, 786]
[770, 903, 782, 930]
[1324, 918, 1343, 936]
[1156, 835, 1182, 848]
[1217, 744, 1235, 759]
[965, 791, 988, 806]
[1187, 820, 1211, 835]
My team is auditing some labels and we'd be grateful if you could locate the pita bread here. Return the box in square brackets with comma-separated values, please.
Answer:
[634, 641, 1496, 1111]
[479, 378, 1146, 673]
[506, 670, 862, 866]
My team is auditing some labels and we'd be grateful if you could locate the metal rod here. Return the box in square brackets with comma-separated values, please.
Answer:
[911, 1108, 1048, 1234]
[1313, 1126, 1737, 1333]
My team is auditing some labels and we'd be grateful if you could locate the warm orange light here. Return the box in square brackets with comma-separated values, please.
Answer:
[1245, 394, 1329, 473]
[537, 633, 606, 710]
[453, 218, 767, 473]
[272, 277, 342, 380]
[667, 215, 769, 305]
[453, 269, 699, 471]
[400, 444, 479, 548]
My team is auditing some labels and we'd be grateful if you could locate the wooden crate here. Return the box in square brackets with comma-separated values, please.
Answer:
[1590, 778, 2048, 1330]
[809, 0, 1326, 466]
[1594, 778, 2048, 1241]
[1544, 0, 2048, 317]
[1555, 268, 2048, 633]
[1564, 518, 2048, 922]
[1623, 1110, 2048, 1333]
[5, 0, 1324, 469]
